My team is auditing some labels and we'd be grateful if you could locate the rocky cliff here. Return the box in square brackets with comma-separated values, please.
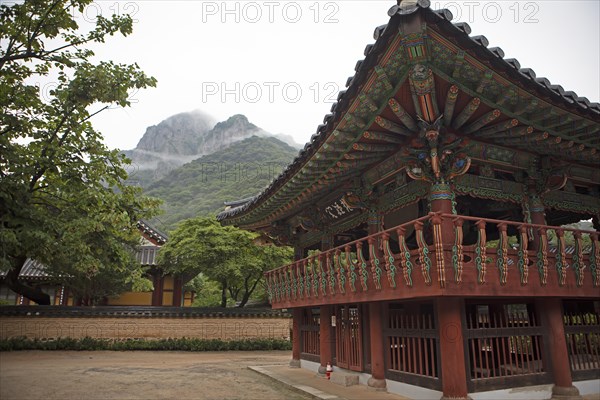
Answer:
[124, 112, 300, 187]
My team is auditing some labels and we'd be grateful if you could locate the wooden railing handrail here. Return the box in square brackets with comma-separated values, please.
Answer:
[267, 213, 599, 276]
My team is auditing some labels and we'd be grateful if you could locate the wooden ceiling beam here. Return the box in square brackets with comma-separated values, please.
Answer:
[538, 114, 572, 130]
[527, 108, 556, 123]
[443, 85, 459, 127]
[512, 98, 538, 116]
[363, 130, 404, 144]
[472, 119, 520, 138]
[358, 93, 379, 113]
[352, 142, 398, 152]
[550, 119, 587, 133]
[463, 109, 501, 134]
[476, 70, 494, 94]
[571, 125, 600, 139]
[388, 98, 418, 131]
[375, 116, 414, 136]
[453, 97, 481, 130]
[344, 151, 385, 161]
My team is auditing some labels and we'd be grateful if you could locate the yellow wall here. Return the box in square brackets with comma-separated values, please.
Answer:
[183, 292, 194, 307]
[162, 291, 173, 306]
[162, 276, 174, 290]
[107, 292, 153, 306]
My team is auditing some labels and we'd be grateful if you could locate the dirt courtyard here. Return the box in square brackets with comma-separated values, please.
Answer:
[0, 350, 309, 400]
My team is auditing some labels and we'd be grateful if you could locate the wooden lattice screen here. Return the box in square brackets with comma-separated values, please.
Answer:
[563, 302, 600, 381]
[300, 308, 320, 361]
[384, 303, 440, 390]
[464, 303, 551, 392]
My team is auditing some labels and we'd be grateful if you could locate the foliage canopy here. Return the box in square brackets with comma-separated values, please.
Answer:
[159, 217, 292, 307]
[0, 0, 160, 304]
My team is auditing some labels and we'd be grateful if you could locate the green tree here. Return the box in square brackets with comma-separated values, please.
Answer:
[0, 0, 160, 304]
[230, 243, 292, 307]
[158, 217, 292, 307]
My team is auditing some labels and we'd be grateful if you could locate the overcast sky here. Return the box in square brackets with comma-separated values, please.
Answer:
[82, 0, 600, 150]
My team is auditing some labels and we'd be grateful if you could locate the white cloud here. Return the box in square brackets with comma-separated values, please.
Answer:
[85, 0, 600, 150]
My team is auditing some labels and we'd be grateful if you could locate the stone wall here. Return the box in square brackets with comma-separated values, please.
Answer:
[0, 306, 291, 341]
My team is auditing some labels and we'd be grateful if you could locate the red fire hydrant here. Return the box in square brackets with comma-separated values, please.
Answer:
[326, 363, 332, 380]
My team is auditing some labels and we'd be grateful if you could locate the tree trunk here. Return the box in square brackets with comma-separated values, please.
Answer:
[237, 275, 261, 308]
[228, 287, 240, 301]
[5, 256, 51, 305]
[220, 280, 228, 308]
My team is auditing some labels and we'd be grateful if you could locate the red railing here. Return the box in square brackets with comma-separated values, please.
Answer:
[264, 213, 600, 306]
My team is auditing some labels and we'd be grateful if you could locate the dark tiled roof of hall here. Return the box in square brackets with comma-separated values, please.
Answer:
[217, 0, 600, 222]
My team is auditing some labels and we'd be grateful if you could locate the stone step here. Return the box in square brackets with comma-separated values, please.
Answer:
[330, 371, 359, 387]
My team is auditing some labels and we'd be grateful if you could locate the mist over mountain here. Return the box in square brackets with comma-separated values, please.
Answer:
[124, 112, 301, 188]
[145, 135, 299, 230]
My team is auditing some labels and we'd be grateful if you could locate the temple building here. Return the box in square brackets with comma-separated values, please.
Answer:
[218, 1, 600, 399]
[0, 220, 194, 306]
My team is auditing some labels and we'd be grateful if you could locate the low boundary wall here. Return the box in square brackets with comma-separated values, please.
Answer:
[0, 306, 291, 341]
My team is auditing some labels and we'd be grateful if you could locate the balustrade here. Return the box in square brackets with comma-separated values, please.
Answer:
[264, 213, 600, 307]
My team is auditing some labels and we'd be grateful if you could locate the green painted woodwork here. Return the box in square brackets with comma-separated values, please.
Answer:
[221, 23, 599, 231]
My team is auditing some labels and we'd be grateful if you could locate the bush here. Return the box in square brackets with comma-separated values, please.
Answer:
[0, 337, 292, 352]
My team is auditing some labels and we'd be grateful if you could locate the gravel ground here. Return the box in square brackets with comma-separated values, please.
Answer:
[0, 350, 309, 400]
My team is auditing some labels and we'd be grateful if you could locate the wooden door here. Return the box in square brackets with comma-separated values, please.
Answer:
[335, 304, 363, 371]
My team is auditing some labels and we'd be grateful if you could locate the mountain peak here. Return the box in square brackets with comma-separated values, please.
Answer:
[211, 114, 257, 132]
[124, 111, 301, 188]
[135, 110, 215, 155]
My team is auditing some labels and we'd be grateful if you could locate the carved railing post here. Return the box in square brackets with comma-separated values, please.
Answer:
[537, 228, 549, 286]
[496, 223, 508, 285]
[356, 241, 369, 291]
[265, 272, 273, 303]
[319, 253, 327, 297]
[290, 264, 297, 300]
[396, 226, 413, 286]
[518, 224, 529, 285]
[572, 232, 584, 287]
[311, 257, 319, 298]
[284, 266, 291, 300]
[345, 245, 357, 292]
[335, 249, 346, 294]
[414, 220, 432, 285]
[591, 233, 599, 287]
[382, 232, 397, 288]
[368, 236, 383, 290]
[296, 262, 304, 299]
[303, 259, 310, 298]
[326, 252, 336, 296]
[555, 229, 567, 286]
[431, 214, 446, 288]
[475, 220, 487, 284]
[452, 218, 464, 283]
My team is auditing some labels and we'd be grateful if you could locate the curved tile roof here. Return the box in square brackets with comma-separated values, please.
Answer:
[137, 219, 168, 245]
[218, 0, 599, 224]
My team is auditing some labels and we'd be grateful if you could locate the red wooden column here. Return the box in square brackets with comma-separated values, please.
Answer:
[290, 245, 304, 368]
[366, 209, 387, 388]
[290, 308, 302, 368]
[172, 276, 182, 307]
[437, 297, 469, 400]
[430, 183, 470, 399]
[151, 274, 163, 306]
[536, 298, 582, 400]
[318, 235, 333, 375]
[318, 305, 332, 375]
[368, 302, 387, 388]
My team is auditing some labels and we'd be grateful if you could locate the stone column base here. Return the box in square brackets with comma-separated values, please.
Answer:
[317, 365, 327, 376]
[551, 385, 583, 400]
[367, 377, 386, 390]
[440, 396, 472, 400]
[289, 359, 300, 368]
